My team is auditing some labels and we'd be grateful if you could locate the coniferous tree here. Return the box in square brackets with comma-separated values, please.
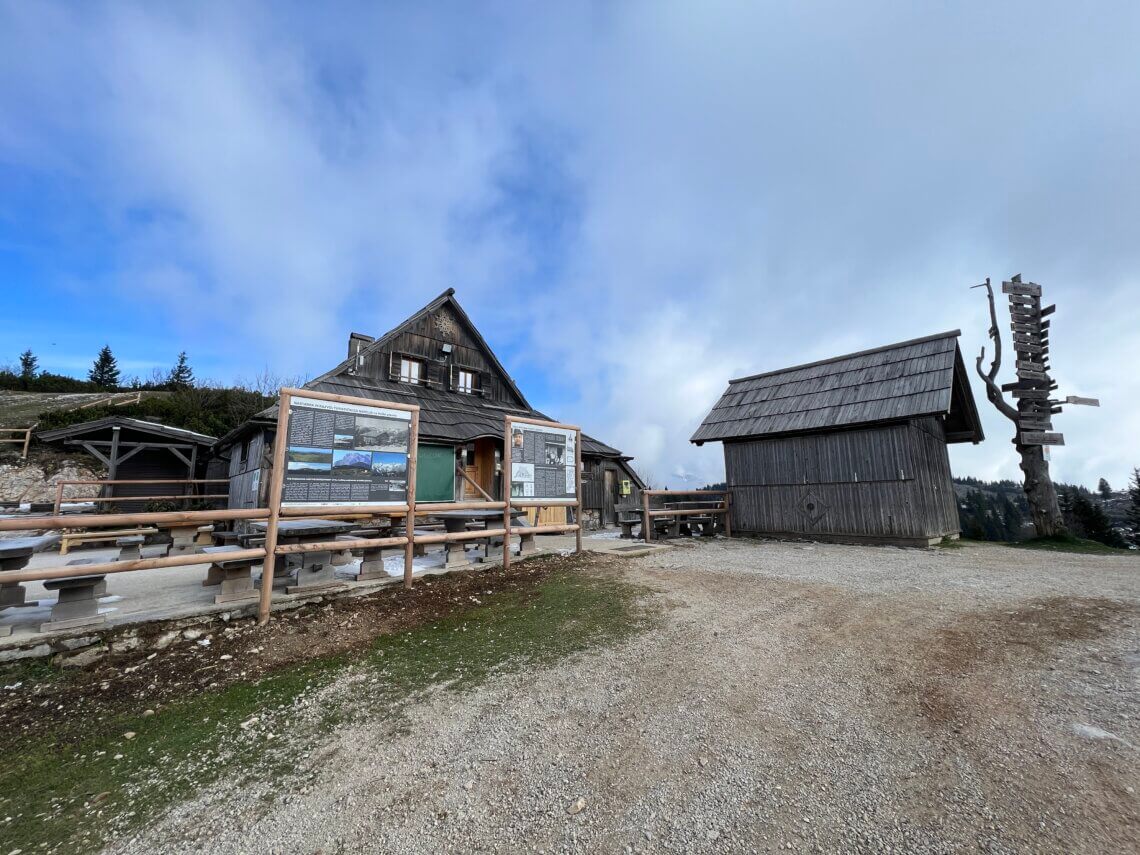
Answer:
[1128, 467, 1140, 546]
[18, 349, 38, 390]
[168, 352, 194, 389]
[88, 345, 121, 389]
[1097, 478, 1113, 501]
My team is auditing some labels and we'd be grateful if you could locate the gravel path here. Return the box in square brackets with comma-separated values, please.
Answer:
[115, 539, 1140, 854]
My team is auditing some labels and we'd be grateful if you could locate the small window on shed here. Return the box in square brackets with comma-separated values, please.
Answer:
[456, 369, 477, 394]
[399, 357, 423, 385]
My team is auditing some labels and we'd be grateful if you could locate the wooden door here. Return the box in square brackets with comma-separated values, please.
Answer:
[603, 468, 616, 525]
[464, 438, 498, 500]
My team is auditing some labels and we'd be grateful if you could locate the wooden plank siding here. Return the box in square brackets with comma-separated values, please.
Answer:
[724, 418, 958, 544]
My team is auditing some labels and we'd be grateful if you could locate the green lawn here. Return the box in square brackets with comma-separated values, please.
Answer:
[1007, 533, 1132, 555]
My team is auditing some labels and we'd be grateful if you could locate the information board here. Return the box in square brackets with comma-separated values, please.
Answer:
[281, 395, 412, 507]
[509, 422, 577, 500]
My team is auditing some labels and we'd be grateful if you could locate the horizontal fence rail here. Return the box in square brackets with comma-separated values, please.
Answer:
[53, 478, 232, 515]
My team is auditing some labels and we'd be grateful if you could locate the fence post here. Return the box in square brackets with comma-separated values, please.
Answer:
[642, 489, 652, 542]
[257, 390, 292, 625]
[502, 417, 512, 572]
[574, 428, 583, 553]
[404, 409, 420, 589]
[724, 490, 732, 538]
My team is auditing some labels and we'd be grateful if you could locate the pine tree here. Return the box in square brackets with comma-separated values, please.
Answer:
[1128, 467, 1140, 546]
[88, 345, 121, 389]
[168, 352, 194, 388]
[18, 349, 38, 390]
[1097, 478, 1112, 501]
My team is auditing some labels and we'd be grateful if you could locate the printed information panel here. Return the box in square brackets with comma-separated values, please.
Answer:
[282, 395, 411, 506]
[509, 422, 577, 500]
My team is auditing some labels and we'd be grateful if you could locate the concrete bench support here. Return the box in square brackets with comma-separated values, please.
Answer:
[201, 546, 258, 604]
[116, 536, 145, 562]
[41, 575, 107, 632]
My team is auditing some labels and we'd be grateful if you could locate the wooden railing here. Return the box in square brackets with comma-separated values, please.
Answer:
[0, 427, 34, 460]
[0, 499, 579, 630]
[53, 478, 231, 515]
[640, 489, 732, 542]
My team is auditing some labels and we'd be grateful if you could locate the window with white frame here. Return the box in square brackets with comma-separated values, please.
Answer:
[399, 357, 422, 384]
[456, 369, 476, 394]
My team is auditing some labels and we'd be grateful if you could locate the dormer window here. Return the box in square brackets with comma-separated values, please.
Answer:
[399, 357, 422, 385]
[456, 369, 477, 394]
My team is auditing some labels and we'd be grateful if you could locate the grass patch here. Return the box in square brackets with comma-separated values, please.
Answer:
[937, 536, 966, 550]
[1007, 534, 1131, 555]
[0, 568, 653, 854]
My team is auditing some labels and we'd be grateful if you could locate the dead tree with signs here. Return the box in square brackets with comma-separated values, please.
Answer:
[972, 275, 1099, 537]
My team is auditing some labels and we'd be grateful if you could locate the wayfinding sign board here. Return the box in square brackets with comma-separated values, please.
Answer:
[509, 422, 577, 500]
[281, 395, 412, 506]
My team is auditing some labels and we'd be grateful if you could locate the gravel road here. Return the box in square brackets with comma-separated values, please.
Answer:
[115, 538, 1140, 854]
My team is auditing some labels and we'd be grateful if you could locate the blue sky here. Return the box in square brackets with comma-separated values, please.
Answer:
[2, 1, 1139, 489]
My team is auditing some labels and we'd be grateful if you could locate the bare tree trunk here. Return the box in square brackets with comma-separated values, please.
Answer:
[973, 277, 1066, 538]
[1016, 443, 1065, 536]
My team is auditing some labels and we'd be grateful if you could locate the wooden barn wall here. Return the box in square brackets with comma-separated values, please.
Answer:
[723, 419, 959, 541]
[354, 307, 525, 409]
[111, 449, 196, 512]
[226, 430, 267, 509]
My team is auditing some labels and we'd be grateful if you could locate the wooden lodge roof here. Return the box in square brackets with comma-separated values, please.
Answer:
[691, 330, 984, 445]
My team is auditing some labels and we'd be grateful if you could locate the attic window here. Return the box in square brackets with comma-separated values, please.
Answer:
[399, 357, 423, 385]
[456, 369, 477, 394]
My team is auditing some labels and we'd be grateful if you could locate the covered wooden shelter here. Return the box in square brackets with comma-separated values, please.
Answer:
[692, 330, 984, 546]
[37, 416, 219, 511]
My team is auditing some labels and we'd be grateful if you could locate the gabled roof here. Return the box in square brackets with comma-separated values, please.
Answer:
[691, 330, 984, 444]
[309, 288, 531, 410]
[38, 416, 217, 445]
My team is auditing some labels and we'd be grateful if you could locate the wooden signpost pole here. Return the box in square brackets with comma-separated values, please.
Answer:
[257, 389, 292, 625]
[502, 417, 513, 573]
[574, 427, 583, 554]
[404, 409, 420, 589]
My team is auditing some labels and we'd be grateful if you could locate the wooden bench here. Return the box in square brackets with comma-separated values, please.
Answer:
[617, 515, 643, 539]
[201, 546, 259, 604]
[41, 574, 107, 632]
[59, 527, 157, 556]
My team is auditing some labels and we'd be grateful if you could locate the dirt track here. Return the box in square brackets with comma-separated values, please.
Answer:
[117, 538, 1139, 854]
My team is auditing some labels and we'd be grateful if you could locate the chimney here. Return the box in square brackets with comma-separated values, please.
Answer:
[348, 332, 374, 362]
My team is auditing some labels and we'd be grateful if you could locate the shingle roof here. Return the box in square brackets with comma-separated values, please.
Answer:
[691, 330, 982, 443]
[38, 416, 217, 445]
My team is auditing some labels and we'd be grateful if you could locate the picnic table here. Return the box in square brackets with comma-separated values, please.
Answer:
[428, 509, 525, 568]
[250, 519, 357, 594]
[0, 534, 109, 636]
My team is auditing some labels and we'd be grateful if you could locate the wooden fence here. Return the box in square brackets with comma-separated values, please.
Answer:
[0, 427, 34, 460]
[53, 478, 231, 515]
[0, 388, 584, 630]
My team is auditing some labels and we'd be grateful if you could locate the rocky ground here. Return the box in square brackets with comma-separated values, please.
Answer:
[103, 538, 1139, 854]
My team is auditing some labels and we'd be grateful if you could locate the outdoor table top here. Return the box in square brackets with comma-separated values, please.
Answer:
[250, 519, 357, 537]
[0, 534, 62, 559]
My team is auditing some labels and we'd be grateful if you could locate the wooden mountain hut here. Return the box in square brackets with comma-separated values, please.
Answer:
[214, 289, 644, 526]
[691, 330, 984, 546]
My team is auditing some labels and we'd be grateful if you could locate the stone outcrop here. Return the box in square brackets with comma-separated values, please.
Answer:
[0, 457, 105, 503]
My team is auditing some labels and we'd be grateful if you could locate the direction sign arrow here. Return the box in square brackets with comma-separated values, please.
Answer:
[1064, 396, 1100, 407]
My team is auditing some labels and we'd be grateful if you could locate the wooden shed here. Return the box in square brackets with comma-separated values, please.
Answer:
[214, 289, 644, 526]
[37, 416, 219, 511]
[691, 330, 984, 546]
